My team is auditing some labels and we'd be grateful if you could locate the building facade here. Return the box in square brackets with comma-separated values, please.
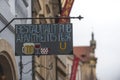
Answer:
[32, 0, 68, 80]
[32, 0, 97, 80]
[0, 0, 31, 80]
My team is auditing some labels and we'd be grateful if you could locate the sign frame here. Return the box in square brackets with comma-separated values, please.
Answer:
[15, 23, 73, 56]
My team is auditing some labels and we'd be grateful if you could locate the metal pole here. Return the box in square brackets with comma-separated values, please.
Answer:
[19, 55, 23, 80]
[55, 56, 57, 80]
[32, 56, 35, 80]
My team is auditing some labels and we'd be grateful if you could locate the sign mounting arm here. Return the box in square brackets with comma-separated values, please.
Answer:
[0, 15, 83, 33]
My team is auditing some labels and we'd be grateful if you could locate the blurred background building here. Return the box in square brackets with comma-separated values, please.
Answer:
[66, 33, 97, 80]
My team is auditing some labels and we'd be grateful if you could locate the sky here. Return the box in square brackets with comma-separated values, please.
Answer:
[70, 0, 120, 80]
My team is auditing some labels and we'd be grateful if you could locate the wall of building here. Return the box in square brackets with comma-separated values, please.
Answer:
[0, 39, 18, 80]
[0, 0, 15, 48]
[32, 0, 68, 80]
[0, 0, 32, 80]
[32, 0, 97, 80]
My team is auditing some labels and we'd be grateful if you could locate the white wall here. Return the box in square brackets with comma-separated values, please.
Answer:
[0, 0, 15, 48]
[0, 0, 32, 80]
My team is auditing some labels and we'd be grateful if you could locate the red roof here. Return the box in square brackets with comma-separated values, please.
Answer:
[73, 46, 91, 62]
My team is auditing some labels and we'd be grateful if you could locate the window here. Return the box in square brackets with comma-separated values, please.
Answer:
[0, 64, 6, 80]
[46, 5, 51, 14]
[22, 0, 28, 7]
[33, 0, 41, 13]
[0, 64, 4, 76]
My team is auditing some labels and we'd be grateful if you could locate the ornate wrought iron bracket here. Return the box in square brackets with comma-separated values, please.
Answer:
[0, 15, 83, 33]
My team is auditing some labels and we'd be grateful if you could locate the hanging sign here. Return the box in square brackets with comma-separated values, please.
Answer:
[15, 23, 73, 56]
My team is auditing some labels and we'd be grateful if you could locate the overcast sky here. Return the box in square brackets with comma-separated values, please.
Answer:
[70, 0, 120, 80]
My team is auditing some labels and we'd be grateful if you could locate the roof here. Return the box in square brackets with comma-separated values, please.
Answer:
[73, 46, 91, 62]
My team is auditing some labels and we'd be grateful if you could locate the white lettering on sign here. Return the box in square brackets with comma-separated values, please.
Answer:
[16, 24, 72, 43]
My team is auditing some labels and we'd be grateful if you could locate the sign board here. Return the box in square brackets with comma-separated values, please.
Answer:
[15, 23, 73, 56]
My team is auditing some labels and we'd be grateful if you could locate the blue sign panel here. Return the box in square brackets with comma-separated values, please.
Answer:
[15, 23, 73, 55]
